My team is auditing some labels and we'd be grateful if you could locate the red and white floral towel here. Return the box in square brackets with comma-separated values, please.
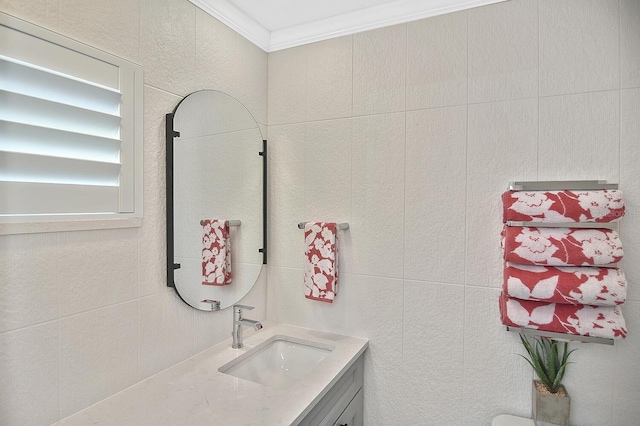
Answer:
[504, 263, 626, 306]
[499, 292, 627, 339]
[202, 219, 232, 286]
[304, 222, 338, 303]
[502, 225, 623, 266]
[502, 190, 624, 223]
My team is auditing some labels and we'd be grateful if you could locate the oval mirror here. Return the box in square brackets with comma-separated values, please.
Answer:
[166, 90, 266, 311]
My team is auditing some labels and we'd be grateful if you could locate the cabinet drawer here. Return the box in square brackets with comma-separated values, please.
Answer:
[298, 355, 364, 426]
[334, 388, 363, 426]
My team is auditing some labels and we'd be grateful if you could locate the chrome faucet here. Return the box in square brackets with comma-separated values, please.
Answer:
[232, 304, 263, 349]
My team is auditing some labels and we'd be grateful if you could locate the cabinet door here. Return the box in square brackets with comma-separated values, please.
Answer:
[334, 389, 363, 426]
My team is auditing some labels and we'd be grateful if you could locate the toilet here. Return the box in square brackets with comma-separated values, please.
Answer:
[492, 414, 536, 426]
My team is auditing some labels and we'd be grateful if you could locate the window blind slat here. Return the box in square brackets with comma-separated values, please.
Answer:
[0, 24, 119, 89]
[0, 151, 121, 186]
[0, 57, 121, 115]
[0, 120, 121, 163]
[0, 181, 119, 215]
[0, 90, 121, 139]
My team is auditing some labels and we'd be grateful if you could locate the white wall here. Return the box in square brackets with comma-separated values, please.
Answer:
[266, 0, 640, 424]
[0, 1, 267, 424]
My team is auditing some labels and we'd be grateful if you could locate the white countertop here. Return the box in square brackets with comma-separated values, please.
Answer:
[58, 322, 369, 426]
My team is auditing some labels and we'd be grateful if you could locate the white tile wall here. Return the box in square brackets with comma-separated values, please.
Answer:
[0, 1, 268, 424]
[468, 0, 538, 103]
[267, 1, 640, 424]
[621, 0, 640, 89]
[406, 11, 467, 109]
[353, 24, 406, 116]
[539, 0, 619, 96]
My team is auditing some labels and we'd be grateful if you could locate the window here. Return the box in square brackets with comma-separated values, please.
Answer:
[0, 12, 143, 234]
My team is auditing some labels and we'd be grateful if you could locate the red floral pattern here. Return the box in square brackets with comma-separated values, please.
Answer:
[304, 222, 338, 303]
[499, 292, 627, 339]
[504, 263, 626, 306]
[502, 189, 624, 223]
[202, 219, 232, 286]
[502, 225, 623, 266]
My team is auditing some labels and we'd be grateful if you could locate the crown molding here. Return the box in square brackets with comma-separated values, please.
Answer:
[188, 0, 271, 51]
[191, 0, 508, 53]
[269, 0, 506, 51]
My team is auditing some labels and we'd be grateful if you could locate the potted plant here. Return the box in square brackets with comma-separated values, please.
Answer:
[518, 333, 576, 426]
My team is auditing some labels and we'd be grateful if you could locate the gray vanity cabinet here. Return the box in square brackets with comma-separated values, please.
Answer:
[298, 354, 364, 426]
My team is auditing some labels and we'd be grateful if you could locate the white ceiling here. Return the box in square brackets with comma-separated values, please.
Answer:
[189, 0, 508, 52]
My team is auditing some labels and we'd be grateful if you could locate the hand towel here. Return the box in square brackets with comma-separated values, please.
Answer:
[502, 225, 623, 266]
[499, 292, 627, 339]
[304, 222, 338, 303]
[202, 219, 232, 286]
[504, 263, 626, 306]
[502, 189, 624, 223]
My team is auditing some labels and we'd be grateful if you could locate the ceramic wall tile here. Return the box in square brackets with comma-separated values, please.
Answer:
[266, 266, 304, 327]
[407, 11, 467, 109]
[140, 0, 196, 95]
[468, 0, 538, 103]
[306, 36, 353, 121]
[538, 91, 619, 181]
[267, 46, 307, 125]
[267, 124, 306, 269]
[405, 106, 466, 284]
[0, 323, 58, 426]
[561, 339, 616, 425]
[353, 24, 406, 116]
[59, 301, 138, 418]
[58, 229, 139, 317]
[346, 275, 403, 425]
[466, 99, 538, 287]
[351, 113, 405, 278]
[138, 289, 194, 381]
[0, 0, 58, 31]
[540, 0, 619, 96]
[613, 301, 640, 424]
[59, 0, 140, 63]
[303, 272, 352, 335]
[402, 280, 464, 425]
[195, 8, 267, 125]
[621, 0, 640, 88]
[304, 119, 352, 276]
[0, 233, 60, 333]
[620, 88, 640, 302]
[462, 286, 532, 424]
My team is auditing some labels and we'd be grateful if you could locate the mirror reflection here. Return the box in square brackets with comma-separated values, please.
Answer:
[167, 90, 265, 311]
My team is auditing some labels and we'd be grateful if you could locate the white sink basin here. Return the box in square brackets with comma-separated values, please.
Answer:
[219, 335, 334, 389]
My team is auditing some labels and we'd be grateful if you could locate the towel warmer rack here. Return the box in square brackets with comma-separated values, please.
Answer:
[297, 222, 349, 230]
[503, 180, 621, 345]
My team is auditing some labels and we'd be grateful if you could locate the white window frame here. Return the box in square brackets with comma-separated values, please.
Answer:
[0, 12, 143, 235]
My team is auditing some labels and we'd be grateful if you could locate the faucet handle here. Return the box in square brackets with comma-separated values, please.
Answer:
[233, 304, 254, 312]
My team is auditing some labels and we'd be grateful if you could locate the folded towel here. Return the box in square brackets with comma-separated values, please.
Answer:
[202, 219, 232, 286]
[502, 189, 624, 223]
[304, 222, 338, 303]
[504, 263, 626, 306]
[499, 292, 627, 339]
[502, 225, 623, 266]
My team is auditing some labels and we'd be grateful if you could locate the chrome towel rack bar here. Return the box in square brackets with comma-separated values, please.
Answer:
[506, 326, 614, 345]
[200, 220, 241, 227]
[297, 222, 349, 230]
[508, 180, 618, 191]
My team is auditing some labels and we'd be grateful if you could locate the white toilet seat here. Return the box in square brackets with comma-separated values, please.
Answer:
[491, 414, 535, 426]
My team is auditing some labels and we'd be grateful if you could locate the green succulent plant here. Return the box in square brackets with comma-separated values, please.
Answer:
[518, 333, 576, 394]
